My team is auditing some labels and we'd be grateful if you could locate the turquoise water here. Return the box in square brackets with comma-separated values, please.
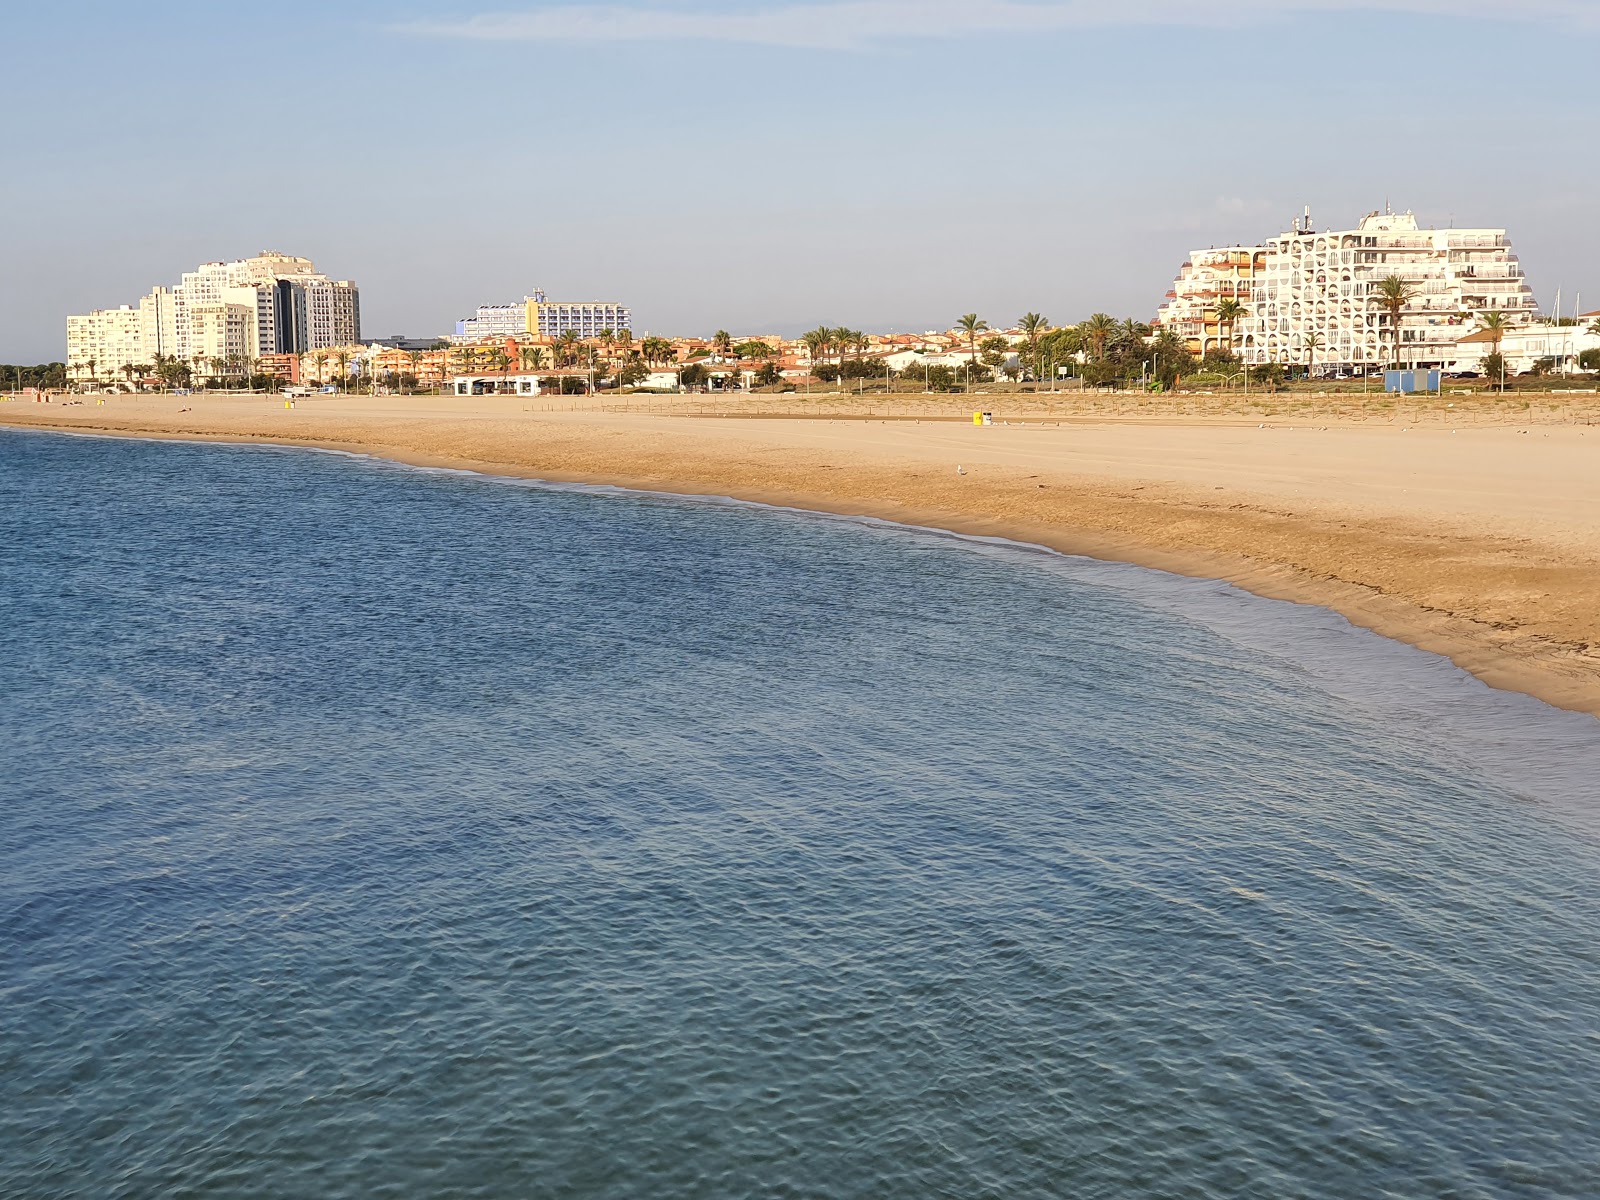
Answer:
[3, 428, 1599, 1198]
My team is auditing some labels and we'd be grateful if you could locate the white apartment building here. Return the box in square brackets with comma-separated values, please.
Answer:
[453, 291, 634, 343]
[1157, 209, 1540, 372]
[1154, 247, 1265, 358]
[455, 302, 529, 340]
[66, 251, 360, 382]
[529, 297, 631, 340]
[66, 306, 144, 383]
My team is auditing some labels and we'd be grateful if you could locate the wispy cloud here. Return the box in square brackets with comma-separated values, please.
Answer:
[396, 0, 1600, 49]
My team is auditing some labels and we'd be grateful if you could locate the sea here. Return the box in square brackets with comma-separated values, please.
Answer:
[3, 427, 1600, 1199]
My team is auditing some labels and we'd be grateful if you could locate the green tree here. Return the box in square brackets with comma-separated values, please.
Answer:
[1082, 313, 1117, 361]
[1213, 298, 1245, 360]
[1250, 362, 1287, 390]
[979, 334, 1009, 372]
[1302, 332, 1325, 381]
[735, 340, 776, 359]
[1483, 352, 1508, 389]
[486, 346, 511, 385]
[1035, 326, 1084, 379]
[957, 314, 988, 364]
[679, 362, 709, 389]
[803, 328, 828, 372]
[1017, 313, 1049, 378]
[753, 360, 782, 386]
[1151, 328, 1194, 389]
[1477, 310, 1508, 360]
[711, 330, 733, 357]
[1373, 275, 1418, 369]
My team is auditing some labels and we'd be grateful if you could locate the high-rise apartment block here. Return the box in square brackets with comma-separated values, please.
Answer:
[66, 251, 360, 381]
[455, 290, 632, 342]
[1156, 209, 1540, 371]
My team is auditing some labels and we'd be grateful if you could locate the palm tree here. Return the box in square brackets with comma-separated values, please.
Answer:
[558, 329, 582, 367]
[1213, 298, 1245, 361]
[712, 330, 733, 358]
[487, 346, 512, 387]
[1303, 332, 1325, 381]
[1374, 274, 1418, 369]
[957, 314, 988, 364]
[334, 350, 351, 392]
[1082, 313, 1117, 362]
[1478, 310, 1508, 356]
[828, 327, 851, 370]
[406, 350, 423, 393]
[1018, 313, 1049, 379]
[1151, 328, 1191, 388]
[803, 328, 828, 371]
[312, 352, 329, 385]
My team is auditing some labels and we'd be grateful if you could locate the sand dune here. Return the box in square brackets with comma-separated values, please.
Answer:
[6, 390, 1599, 717]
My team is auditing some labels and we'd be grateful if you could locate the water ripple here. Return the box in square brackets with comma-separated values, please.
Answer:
[2, 429, 1599, 1198]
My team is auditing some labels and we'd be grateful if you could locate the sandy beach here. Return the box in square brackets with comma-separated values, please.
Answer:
[5, 390, 1599, 718]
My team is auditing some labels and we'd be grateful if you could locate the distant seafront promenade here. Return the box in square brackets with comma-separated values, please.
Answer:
[5, 388, 1599, 719]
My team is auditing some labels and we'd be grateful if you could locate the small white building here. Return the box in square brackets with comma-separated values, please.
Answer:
[1449, 322, 1600, 376]
[451, 374, 543, 396]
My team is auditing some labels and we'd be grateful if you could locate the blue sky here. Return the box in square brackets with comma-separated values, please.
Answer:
[4, 0, 1597, 359]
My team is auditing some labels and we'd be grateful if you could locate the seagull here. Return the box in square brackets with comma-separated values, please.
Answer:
[957, 464, 967, 475]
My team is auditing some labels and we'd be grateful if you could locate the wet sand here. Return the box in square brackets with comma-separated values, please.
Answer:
[6, 390, 1599, 718]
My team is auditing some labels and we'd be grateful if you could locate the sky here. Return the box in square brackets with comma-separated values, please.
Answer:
[4, 0, 1598, 359]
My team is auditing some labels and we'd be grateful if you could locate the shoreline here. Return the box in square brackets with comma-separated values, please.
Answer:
[5, 397, 1599, 720]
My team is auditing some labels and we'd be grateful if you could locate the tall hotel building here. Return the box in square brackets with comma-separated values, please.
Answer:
[1156, 209, 1539, 371]
[455, 290, 632, 341]
[66, 252, 360, 381]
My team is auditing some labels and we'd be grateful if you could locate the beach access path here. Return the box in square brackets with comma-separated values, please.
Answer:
[5, 391, 1598, 718]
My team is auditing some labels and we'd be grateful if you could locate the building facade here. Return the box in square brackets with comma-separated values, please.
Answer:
[454, 291, 633, 343]
[1157, 209, 1541, 372]
[66, 251, 360, 381]
[527, 292, 631, 340]
[1154, 247, 1267, 358]
[455, 303, 529, 340]
[65, 306, 144, 383]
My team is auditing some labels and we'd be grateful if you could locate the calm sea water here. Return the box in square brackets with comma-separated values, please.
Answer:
[4, 428, 1600, 1199]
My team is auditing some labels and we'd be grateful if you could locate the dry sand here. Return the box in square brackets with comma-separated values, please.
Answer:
[6, 390, 1599, 718]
